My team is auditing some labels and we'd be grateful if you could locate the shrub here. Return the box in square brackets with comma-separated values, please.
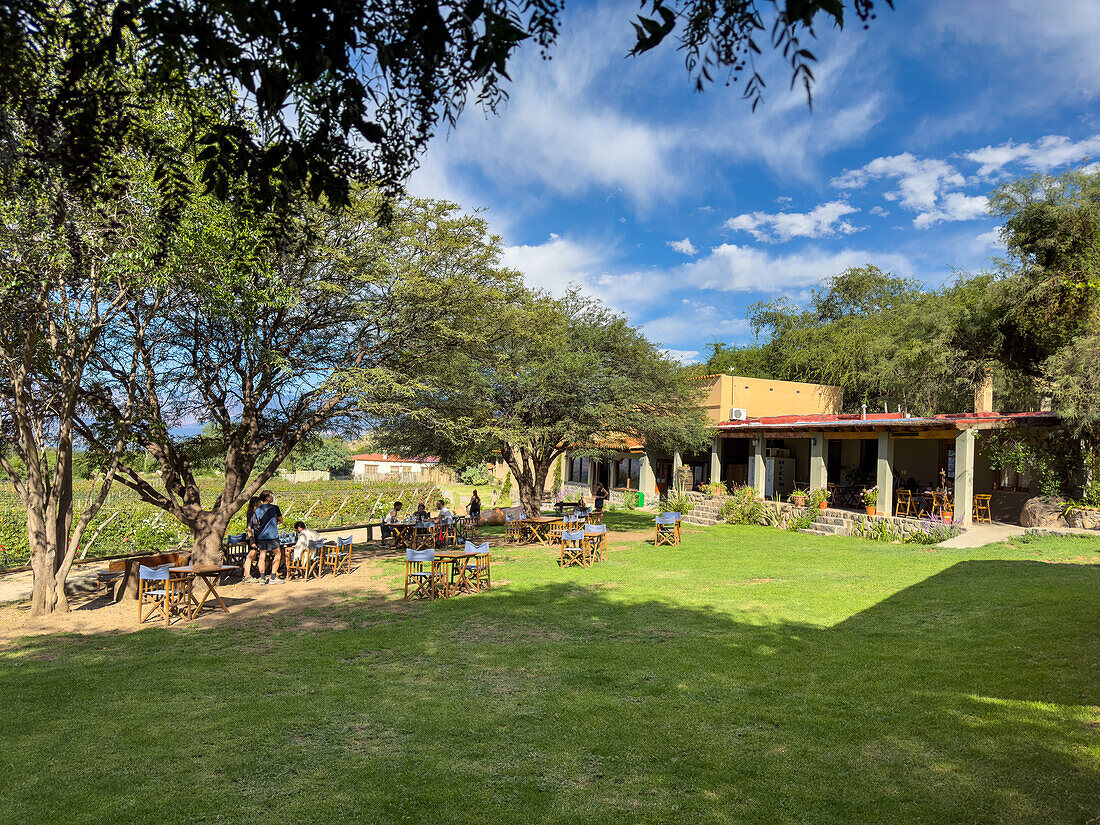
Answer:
[460, 464, 491, 486]
[718, 485, 766, 525]
[787, 508, 818, 532]
[622, 491, 638, 510]
[808, 488, 831, 508]
[664, 493, 695, 515]
[701, 481, 726, 499]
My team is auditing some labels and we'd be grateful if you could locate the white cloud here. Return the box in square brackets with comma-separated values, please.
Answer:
[975, 228, 1005, 249]
[662, 348, 701, 364]
[677, 244, 913, 293]
[725, 200, 861, 243]
[641, 300, 750, 349]
[667, 237, 698, 256]
[913, 192, 989, 229]
[501, 235, 612, 297]
[832, 152, 965, 211]
[966, 134, 1100, 177]
[775, 195, 793, 204]
[869, 205, 889, 217]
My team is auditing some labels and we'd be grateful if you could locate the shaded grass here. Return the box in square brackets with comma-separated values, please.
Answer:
[1, 528, 1098, 824]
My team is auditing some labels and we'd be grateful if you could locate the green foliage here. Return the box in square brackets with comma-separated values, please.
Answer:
[982, 432, 1062, 497]
[809, 488, 831, 508]
[852, 518, 901, 543]
[290, 438, 353, 475]
[664, 493, 695, 515]
[460, 465, 492, 486]
[787, 507, 819, 532]
[700, 481, 726, 499]
[861, 486, 878, 507]
[718, 485, 766, 525]
[498, 474, 512, 506]
[622, 491, 638, 510]
[551, 459, 563, 496]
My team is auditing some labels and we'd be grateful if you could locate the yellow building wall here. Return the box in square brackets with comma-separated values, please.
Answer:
[695, 374, 842, 423]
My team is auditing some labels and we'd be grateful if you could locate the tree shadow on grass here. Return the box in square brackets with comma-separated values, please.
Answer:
[0, 561, 1097, 825]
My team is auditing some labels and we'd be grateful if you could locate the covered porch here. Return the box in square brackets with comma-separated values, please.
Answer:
[716, 412, 1060, 526]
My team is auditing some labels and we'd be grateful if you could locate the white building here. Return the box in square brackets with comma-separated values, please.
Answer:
[351, 452, 441, 480]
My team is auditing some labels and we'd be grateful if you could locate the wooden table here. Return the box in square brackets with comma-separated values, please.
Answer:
[524, 516, 563, 546]
[169, 564, 238, 618]
[434, 550, 482, 596]
[388, 523, 416, 550]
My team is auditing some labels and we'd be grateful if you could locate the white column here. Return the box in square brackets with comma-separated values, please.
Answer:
[752, 435, 766, 498]
[672, 450, 683, 492]
[709, 436, 722, 486]
[955, 429, 975, 526]
[809, 432, 826, 490]
[640, 453, 656, 502]
[876, 432, 894, 517]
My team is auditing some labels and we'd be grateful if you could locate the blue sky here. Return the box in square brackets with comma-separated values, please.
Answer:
[409, 0, 1100, 363]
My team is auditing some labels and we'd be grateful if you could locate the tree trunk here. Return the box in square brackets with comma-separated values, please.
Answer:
[191, 513, 230, 566]
[27, 507, 57, 616]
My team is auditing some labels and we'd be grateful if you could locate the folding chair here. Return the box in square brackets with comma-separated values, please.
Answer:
[583, 524, 607, 563]
[287, 538, 322, 580]
[929, 491, 943, 519]
[404, 547, 441, 601]
[560, 529, 586, 567]
[138, 564, 192, 626]
[654, 515, 678, 547]
[412, 521, 435, 553]
[973, 494, 993, 524]
[463, 541, 492, 591]
[438, 519, 457, 548]
[665, 511, 683, 544]
[322, 535, 353, 576]
[549, 520, 565, 544]
[224, 532, 249, 567]
[504, 513, 525, 544]
[895, 489, 913, 517]
[586, 511, 604, 526]
[456, 516, 478, 541]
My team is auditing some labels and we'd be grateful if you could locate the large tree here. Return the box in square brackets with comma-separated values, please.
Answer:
[1, 1, 893, 216]
[374, 290, 711, 516]
[79, 189, 519, 562]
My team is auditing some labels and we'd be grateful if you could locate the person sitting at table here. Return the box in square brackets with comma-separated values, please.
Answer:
[413, 502, 431, 523]
[435, 499, 453, 525]
[292, 520, 323, 562]
[575, 494, 589, 517]
[383, 501, 403, 546]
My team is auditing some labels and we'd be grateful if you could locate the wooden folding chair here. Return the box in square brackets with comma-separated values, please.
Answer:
[504, 514, 525, 544]
[895, 489, 914, 518]
[322, 535, 353, 576]
[586, 511, 604, 526]
[138, 564, 192, 626]
[412, 522, 435, 553]
[404, 547, 442, 601]
[929, 491, 943, 519]
[560, 529, 586, 567]
[973, 494, 992, 524]
[583, 525, 607, 563]
[654, 515, 678, 547]
[455, 516, 478, 542]
[288, 538, 323, 580]
[463, 541, 491, 591]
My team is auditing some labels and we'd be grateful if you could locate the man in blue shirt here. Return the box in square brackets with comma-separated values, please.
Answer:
[249, 490, 284, 584]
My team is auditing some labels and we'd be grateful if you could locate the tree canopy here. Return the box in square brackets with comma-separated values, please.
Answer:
[372, 289, 712, 515]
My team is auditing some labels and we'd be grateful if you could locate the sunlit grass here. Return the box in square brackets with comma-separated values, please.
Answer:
[2, 527, 1098, 824]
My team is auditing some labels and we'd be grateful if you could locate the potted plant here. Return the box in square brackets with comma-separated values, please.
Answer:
[862, 486, 879, 515]
[809, 488, 830, 510]
[789, 489, 808, 507]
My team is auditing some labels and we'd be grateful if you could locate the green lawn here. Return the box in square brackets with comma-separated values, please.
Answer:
[2, 526, 1098, 824]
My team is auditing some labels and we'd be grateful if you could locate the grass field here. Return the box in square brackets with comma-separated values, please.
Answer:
[1, 522, 1098, 824]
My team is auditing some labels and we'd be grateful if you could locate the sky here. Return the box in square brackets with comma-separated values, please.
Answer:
[407, 0, 1100, 363]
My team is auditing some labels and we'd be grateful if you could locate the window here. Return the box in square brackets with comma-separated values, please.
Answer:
[615, 457, 640, 489]
[569, 457, 590, 484]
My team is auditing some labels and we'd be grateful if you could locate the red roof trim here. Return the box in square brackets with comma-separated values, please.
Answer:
[351, 453, 440, 463]
[717, 411, 1059, 429]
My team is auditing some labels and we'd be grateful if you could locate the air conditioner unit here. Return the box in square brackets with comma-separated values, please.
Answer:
[729, 407, 748, 421]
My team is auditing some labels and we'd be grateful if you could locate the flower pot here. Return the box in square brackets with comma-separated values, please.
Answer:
[865, 506, 876, 515]
[818, 501, 828, 511]
[942, 509, 954, 522]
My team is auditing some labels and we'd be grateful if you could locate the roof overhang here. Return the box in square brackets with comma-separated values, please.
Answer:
[717, 412, 1060, 439]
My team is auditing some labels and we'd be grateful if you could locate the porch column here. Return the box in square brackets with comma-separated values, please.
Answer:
[672, 450, 683, 491]
[955, 428, 975, 526]
[639, 453, 657, 501]
[709, 436, 722, 486]
[752, 435, 766, 498]
[809, 432, 827, 490]
[876, 432, 894, 517]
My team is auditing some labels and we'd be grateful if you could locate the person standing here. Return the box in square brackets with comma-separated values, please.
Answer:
[593, 482, 608, 512]
[467, 490, 482, 521]
[241, 496, 262, 582]
[250, 490, 284, 584]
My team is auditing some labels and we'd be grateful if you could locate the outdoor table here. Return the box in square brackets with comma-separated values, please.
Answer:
[169, 564, 238, 618]
[433, 550, 482, 596]
[553, 502, 582, 516]
[524, 516, 563, 546]
[389, 523, 416, 550]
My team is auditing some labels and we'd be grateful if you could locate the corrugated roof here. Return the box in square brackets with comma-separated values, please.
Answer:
[717, 410, 1059, 432]
[351, 453, 441, 463]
